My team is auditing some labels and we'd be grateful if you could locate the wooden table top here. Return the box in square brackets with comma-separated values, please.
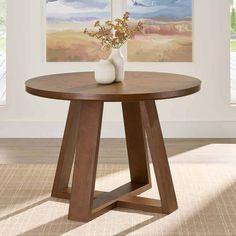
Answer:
[25, 72, 201, 101]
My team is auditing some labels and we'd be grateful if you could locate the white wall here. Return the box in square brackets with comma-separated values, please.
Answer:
[0, 0, 234, 138]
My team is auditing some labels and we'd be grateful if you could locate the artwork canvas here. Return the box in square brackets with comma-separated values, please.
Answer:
[127, 0, 193, 62]
[46, 0, 111, 62]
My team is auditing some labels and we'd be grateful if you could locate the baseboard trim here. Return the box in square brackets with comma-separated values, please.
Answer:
[0, 121, 236, 138]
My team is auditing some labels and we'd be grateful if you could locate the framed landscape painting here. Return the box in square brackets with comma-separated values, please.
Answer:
[46, 0, 111, 62]
[127, 0, 193, 62]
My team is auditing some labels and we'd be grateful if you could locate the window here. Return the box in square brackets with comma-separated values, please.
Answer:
[0, 0, 6, 105]
[231, 0, 236, 103]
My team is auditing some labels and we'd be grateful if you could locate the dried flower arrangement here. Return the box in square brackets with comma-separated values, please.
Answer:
[84, 12, 143, 50]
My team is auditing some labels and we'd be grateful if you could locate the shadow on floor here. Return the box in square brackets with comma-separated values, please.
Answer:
[17, 205, 165, 236]
[2, 180, 235, 235]
[114, 181, 236, 236]
[19, 215, 84, 236]
[112, 212, 163, 236]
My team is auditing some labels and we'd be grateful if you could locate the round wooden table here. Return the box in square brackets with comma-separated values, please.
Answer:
[25, 71, 201, 222]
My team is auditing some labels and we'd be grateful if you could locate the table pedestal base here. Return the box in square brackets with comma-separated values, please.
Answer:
[51, 101, 178, 222]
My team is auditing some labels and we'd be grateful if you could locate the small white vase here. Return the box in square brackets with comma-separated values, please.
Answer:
[109, 48, 125, 82]
[95, 59, 115, 84]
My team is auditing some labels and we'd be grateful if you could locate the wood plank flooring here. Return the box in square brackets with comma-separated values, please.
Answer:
[0, 139, 236, 164]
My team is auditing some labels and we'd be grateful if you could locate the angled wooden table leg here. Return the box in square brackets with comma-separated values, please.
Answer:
[51, 101, 81, 198]
[69, 101, 104, 222]
[141, 101, 178, 214]
[122, 102, 151, 186]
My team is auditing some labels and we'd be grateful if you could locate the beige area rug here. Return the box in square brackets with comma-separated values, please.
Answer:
[0, 162, 235, 236]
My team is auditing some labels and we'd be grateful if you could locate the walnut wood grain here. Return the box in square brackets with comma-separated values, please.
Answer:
[141, 101, 178, 214]
[51, 101, 80, 197]
[25, 72, 201, 101]
[68, 101, 104, 221]
[122, 102, 151, 185]
[117, 195, 162, 213]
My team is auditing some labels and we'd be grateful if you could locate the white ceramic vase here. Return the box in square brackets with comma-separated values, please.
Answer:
[109, 48, 125, 82]
[95, 59, 115, 84]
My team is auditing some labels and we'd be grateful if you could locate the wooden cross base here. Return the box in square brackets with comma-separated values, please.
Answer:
[51, 101, 178, 222]
[52, 183, 162, 222]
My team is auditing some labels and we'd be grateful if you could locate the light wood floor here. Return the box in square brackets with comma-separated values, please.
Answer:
[0, 139, 236, 164]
